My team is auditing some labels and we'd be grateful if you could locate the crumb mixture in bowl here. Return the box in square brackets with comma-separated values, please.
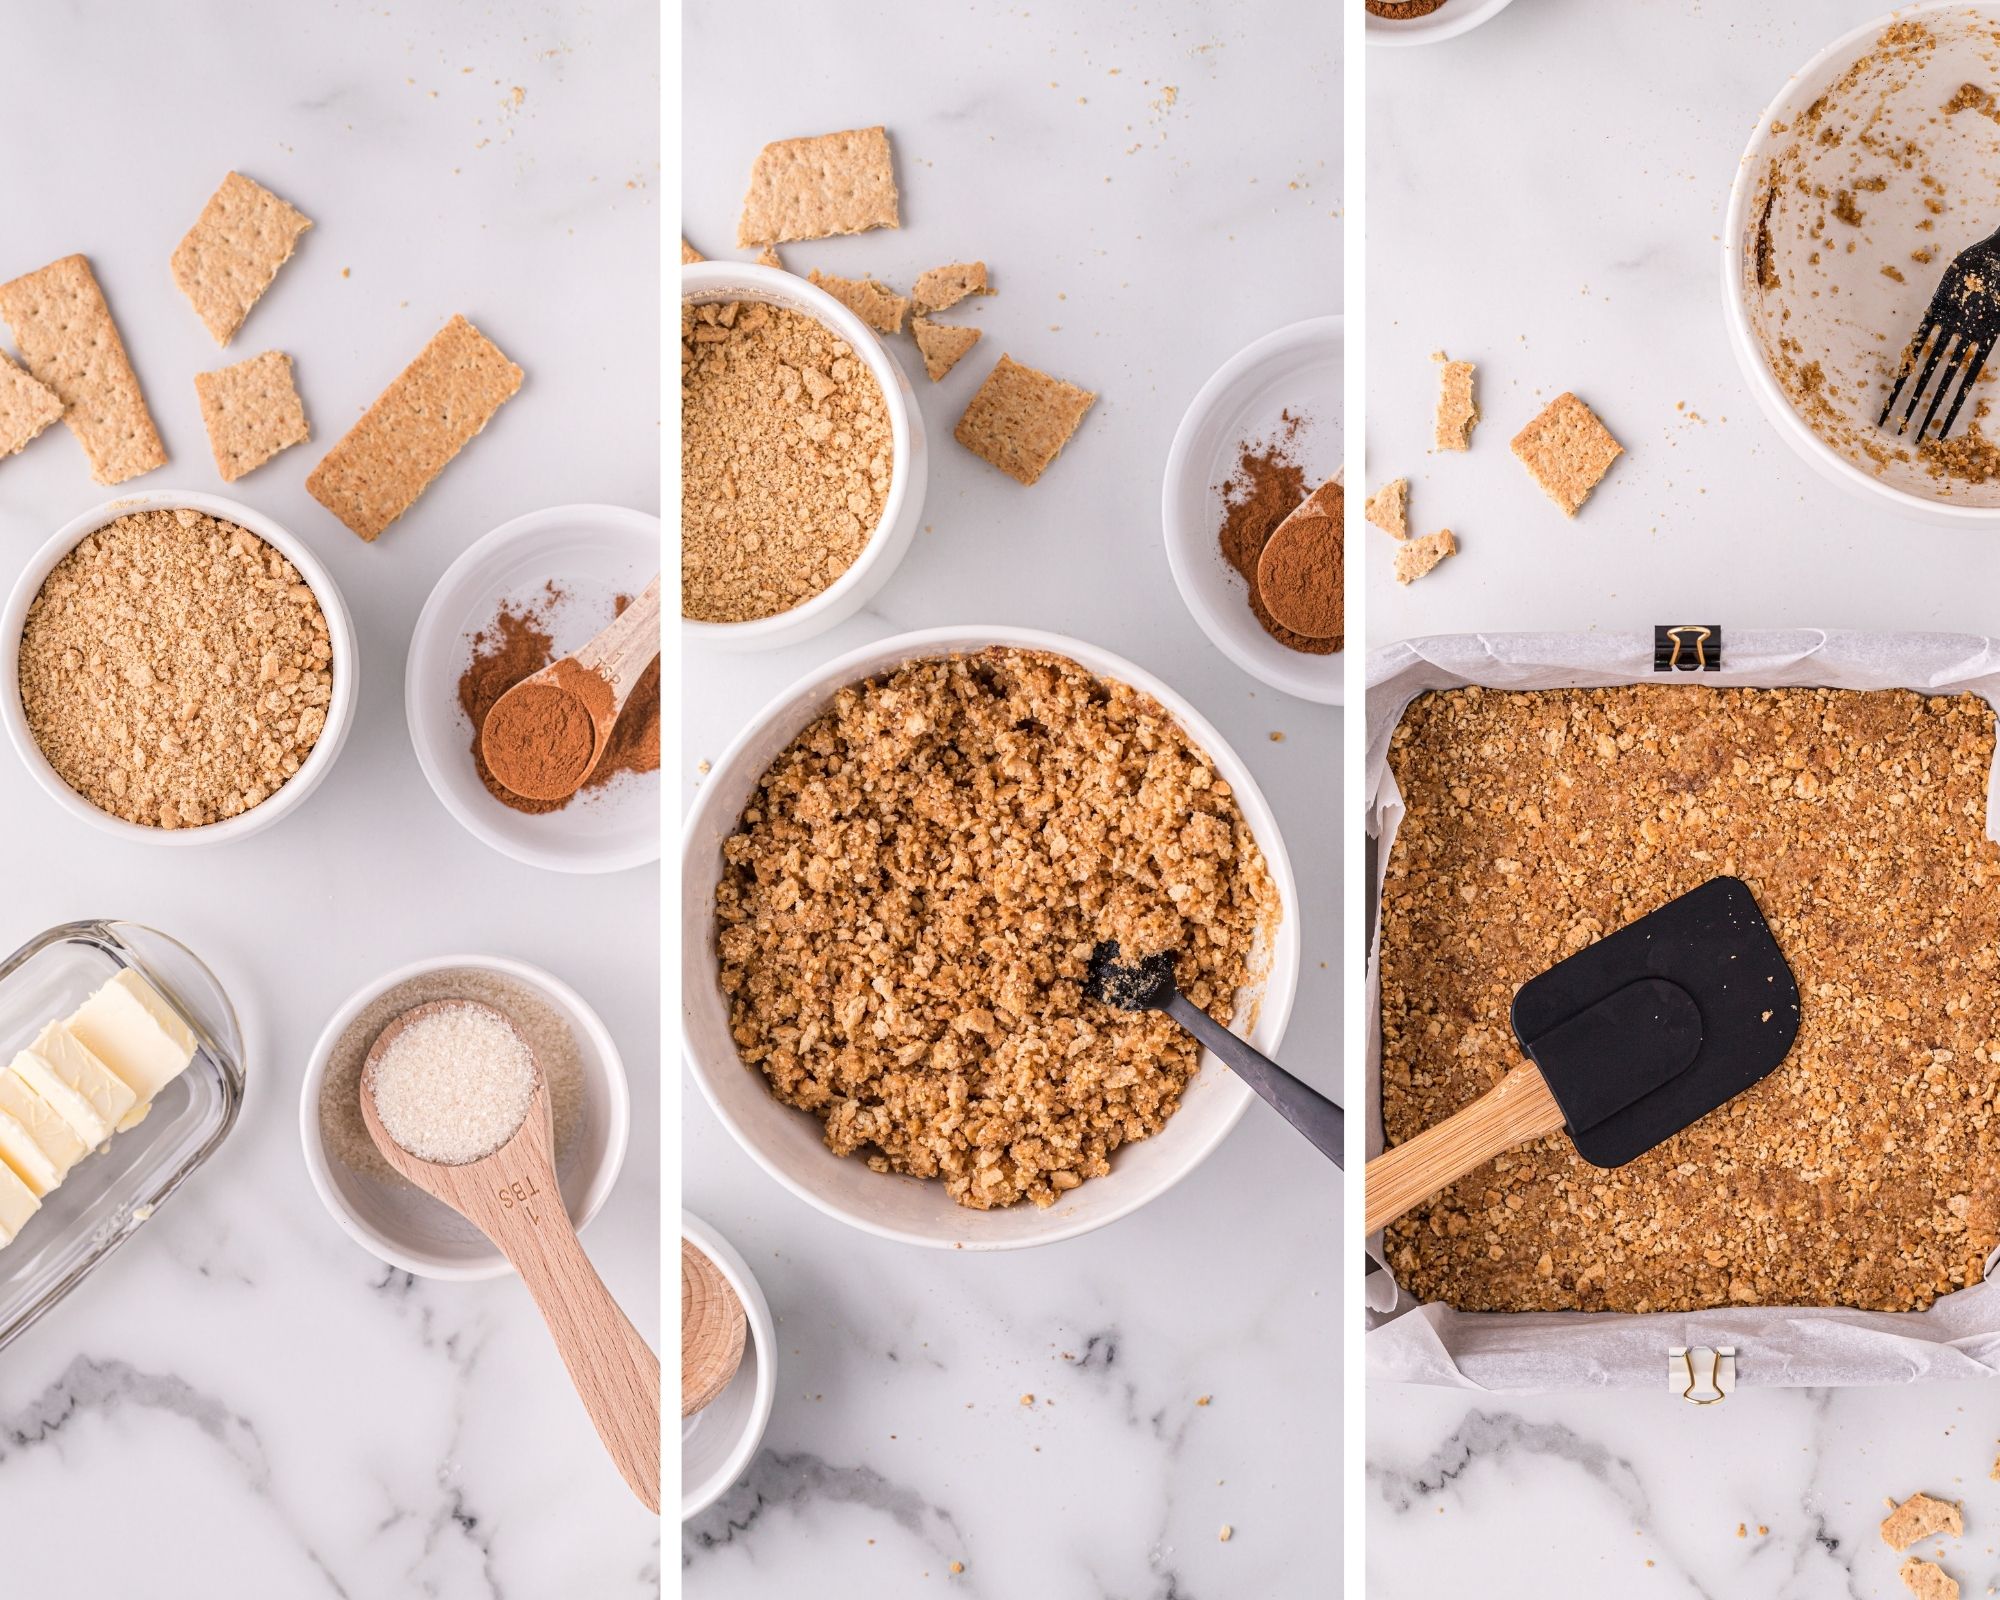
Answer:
[1381, 683, 2000, 1315]
[18, 507, 332, 828]
[715, 648, 1278, 1210]
[681, 298, 892, 623]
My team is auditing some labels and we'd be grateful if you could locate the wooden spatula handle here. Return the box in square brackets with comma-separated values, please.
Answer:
[1364, 1060, 1565, 1235]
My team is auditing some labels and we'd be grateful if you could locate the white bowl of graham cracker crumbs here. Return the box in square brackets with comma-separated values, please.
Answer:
[0, 490, 357, 844]
[299, 954, 630, 1280]
[680, 262, 927, 651]
[681, 625, 1300, 1251]
[1366, 0, 1518, 47]
[1725, 4, 2000, 525]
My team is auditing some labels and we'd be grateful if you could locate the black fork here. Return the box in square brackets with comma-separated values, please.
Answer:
[1879, 224, 2000, 442]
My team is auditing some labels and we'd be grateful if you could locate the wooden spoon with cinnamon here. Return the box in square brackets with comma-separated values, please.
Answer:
[482, 575, 661, 802]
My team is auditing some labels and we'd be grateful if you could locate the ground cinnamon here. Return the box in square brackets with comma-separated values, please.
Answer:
[1216, 420, 1335, 657]
[1256, 477, 1343, 647]
[483, 679, 598, 800]
[458, 589, 660, 815]
[1366, 0, 1448, 17]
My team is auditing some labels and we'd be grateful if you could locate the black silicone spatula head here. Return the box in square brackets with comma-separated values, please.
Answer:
[1509, 876, 1800, 1168]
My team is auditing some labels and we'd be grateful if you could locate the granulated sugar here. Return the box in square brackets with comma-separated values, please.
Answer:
[321, 969, 585, 1185]
[367, 1002, 537, 1165]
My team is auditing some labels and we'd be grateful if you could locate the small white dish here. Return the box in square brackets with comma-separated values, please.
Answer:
[680, 1212, 776, 1523]
[1164, 317, 1342, 705]
[682, 625, 1301, 1251]
[1722, 1, 2000, 527]
[405, 503, 661, 874]
[0, 490, 359, 845]
[680, 261, 928, 652]
[1366, 0, 1518, 46]
[299, 953, 630, 1280]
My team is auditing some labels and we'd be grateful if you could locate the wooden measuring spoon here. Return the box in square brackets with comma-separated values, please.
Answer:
[681, 1238, 746, 1417]
[360, 1001, 662, 1511]
[481, 574, 662, 802]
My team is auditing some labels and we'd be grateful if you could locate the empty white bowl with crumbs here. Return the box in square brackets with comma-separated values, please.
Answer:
[405, 503, 661, 874]
[680, 261, 928, 651]
[680, 624, 1300, 1251]
[299, 953, 630, 1280]
[1164, 317, 1342, 705]
[681, 1212, 776, 1522]
[0, 490, 358, 845]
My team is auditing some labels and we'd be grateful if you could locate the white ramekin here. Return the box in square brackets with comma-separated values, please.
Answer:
[1366, 0, 1517, 47]
[1721, 2, 2000, 528]
[299, 953, 631, 1280]
[679, 262, 928, 651]
[681, 625, 1301, 1251]
[0, 490, 359, 844]
[680, 1212, 776, 1523]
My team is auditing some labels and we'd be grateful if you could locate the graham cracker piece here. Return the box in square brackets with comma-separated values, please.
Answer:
[912, 318, 982, 381]
[954, 355, 1095, 485]
[1433, 351, 1477, 450]
[1366, 477, 1409, 538]
[305, 314, 522, 541]
[755, 244, 784, 270]
[681, 237, 705, 264]
[737, 125, 900, 247]
[807, 270, 908, 334]
[193, 350, 309, 482]
[913, 261, 989, 312]
[170, 172, 313, 346]
[1883, 1493, 1964, 1551]
[0, 255, 166, 485]
[1511, 391, 1623, 516]
[0, 351, 62, 458]
[1394, 528, 1455, 584]
[1901, 1557, 1959, 1600]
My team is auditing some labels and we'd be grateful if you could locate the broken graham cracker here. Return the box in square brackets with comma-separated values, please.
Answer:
[913, 261, 990, 312]
[755, 244, 784, 270]
[912, 318, 981, 381]
[1393, 528, 1454, 584]
[0, 255, 166, 485]
[1433, 351, 1477, 450]
[954, 355, 1095, 486]
[807, 269, 908, 334]
[305, 314, 522, 542]
[0, 351, 62, 459]
[1901, 1557, 1959, 1600]
[1883, 1493, 1964, 1551]
[1365, 477, 1409, 539]
[737, 125, 900, 247]
[1512, 391, 1623, 516]
[194, 350, 309, 482]
[681, 237, 705, 264]
[170, 172, 313, 346]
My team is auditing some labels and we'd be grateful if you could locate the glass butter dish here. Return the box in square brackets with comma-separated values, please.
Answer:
[0, 922, 244, 1353]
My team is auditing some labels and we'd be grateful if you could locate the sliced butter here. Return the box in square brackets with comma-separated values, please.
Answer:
[11, 1024, 136, 1146]
[0, 1105, 63, 1197]
[67, 970, 196, 1130]
[0, 1157, 40, 1247]
[0, 1069, 87, 1171]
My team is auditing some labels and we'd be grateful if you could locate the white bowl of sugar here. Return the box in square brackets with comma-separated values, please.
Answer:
[299, 954, 629, 1279]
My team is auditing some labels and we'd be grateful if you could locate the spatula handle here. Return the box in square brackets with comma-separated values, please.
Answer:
[1364, 1060, 1565, 1235]
[1163, 990, 1343, 1167]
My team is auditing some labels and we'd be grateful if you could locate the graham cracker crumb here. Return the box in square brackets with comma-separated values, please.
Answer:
[0, 255, 166, 485]
[1902, 1557, 1959, 1600]
[807, 269, 909, 334]
[1394, 528, 1454, 584]
[1366, 477, 1409, 539]
[755, 244, 784, 270]
[681, 236, 705, 264]
[1433, 351, 1477, 450]
[1884, 1494, 1965, 1551]
[913, 261, 990, 312]
[170, 172, 313, 346]
[1512, 391, 1623, 516]
[0, 351, 62, 458]
[913, 317, 982, 381]
[738, 125, 900, 246]
[305, 314, 522, 541]
[954, 355, 1095, 485]
[1218, 1525, 1233, 1543]
[194, 350, 310, 482]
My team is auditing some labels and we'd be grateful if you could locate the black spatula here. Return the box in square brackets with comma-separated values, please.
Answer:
[1365, 876, 1800, 1234]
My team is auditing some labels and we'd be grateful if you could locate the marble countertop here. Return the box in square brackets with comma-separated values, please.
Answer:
[680, 1, 1341, 1593]
[1367, 3, 2000, 1594]
[0, 4, 661, 1594]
